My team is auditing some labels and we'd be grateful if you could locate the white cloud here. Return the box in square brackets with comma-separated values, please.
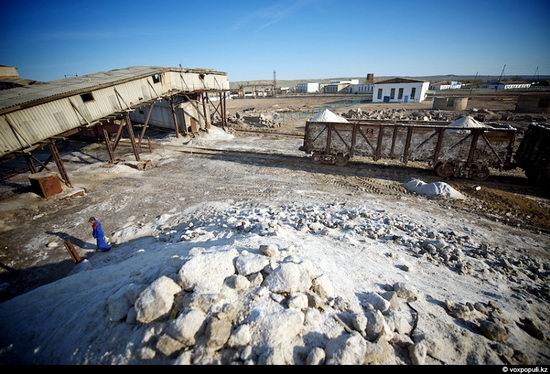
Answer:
[232, 0, 318, 31]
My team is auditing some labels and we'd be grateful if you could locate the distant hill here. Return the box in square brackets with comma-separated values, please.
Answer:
[230, 75, 550, 89]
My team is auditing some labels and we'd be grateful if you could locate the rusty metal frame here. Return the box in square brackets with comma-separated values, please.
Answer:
[480, 132, 504, 166]
[207, 93, 223, 120]
[332, 126, 351, 153]
[170, 96, 181, 138]
[447, 133, 472, 152]
[33, 154, 52, 172]
[112, 121, 126, 151]
[357, 126, 375, 152]
[48, 140, 72, 187]
[433, 128, 444, 164]
[223, 93, 227, 127]
[326, 123, 333, 153]
[302, 120, 518, 171]
[374, 125, 384, 161]
[125, 114, 141, 161]
[390, 126, 398, 158]
[350, 124, 358, 156]
[411, 130, 438, 153]
[23, 153, 37, 173]
[467, 130, 481, 166]
[138, 101, 155, 148]
[403, 127, 413, 164]
[310, 125, 327, 145]
[202, 93, 210, 129]
[102, 124, 115, 163]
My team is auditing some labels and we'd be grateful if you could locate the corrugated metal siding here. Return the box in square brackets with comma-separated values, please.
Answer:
[0, 68, 228, 157]
[130, 100, 211, 130]
[130, 101, 174, 129]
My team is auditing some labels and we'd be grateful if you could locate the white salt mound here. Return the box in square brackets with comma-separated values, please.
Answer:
[449, 116, 487, 129]
[403, 179, 465, 200]
[310, 109, 349, 123]
[201, 126, 235, 141]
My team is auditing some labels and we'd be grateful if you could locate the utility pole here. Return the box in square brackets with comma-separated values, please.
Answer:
[273, 70, 277, 97]
[533, 66, 539, 83]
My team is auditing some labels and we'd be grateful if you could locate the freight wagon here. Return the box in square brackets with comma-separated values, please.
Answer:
[300, 120, 518, 180]
[515, 123, 550, 185]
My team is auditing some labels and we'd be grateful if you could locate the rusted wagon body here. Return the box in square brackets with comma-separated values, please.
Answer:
[300, 120, 517, 180]
[516, 123, 550, 184]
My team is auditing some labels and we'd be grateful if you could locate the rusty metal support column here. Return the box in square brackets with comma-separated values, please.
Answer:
[139, 101, 155, 148]
[125, 114, 140, 162]
[374, 125, 384, 161]
[112, 121, 125, 152]
[390, 126, 398, 158]
[36, 155, 53, 172]
[403, 127, 413, 164]
[202, 93, 210, 129]
[24, 153, 37, 174]
[48, 140, 72, 187]
[467, 130, 481, 166]
[350, 123, 358, 157]
[170, 96, 180, 138]
[433, 128, 444, 165]
[222, 92, 227, 127]
[218, 92, 223, 125]
[326, 124, 332, 154]
[102, 124, 114, 163]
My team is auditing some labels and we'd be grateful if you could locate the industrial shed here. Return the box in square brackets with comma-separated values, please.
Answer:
[0, 66, 229, 187]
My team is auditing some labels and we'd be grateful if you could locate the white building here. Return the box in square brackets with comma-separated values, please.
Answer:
[487, 81, 532, 90]
[372, 78, 430, 103]
[323, 82, 351, 93]
[296, 82, 320, 93]
[431, 81, 463, 90]
[347, 83, 374, 94]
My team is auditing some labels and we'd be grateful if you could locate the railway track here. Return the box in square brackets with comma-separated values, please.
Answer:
[231, 128, 304, 138]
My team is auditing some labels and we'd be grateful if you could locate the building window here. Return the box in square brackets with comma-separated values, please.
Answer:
[410, 87, 416, 100]
[390, 88, 395, 99]
[377, 89, 382, 100]
[398, 88, 404, 100]
[80, 92, 94, 102]
[152, 74, 161, 84]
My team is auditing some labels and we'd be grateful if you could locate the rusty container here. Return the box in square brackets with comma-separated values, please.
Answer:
[28, 172, 62, 198]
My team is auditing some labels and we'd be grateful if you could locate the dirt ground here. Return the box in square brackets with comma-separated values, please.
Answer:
[0, 96, 548, 303]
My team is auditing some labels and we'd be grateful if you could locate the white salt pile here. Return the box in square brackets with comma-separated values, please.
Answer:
[449, 116, 487, 129]
[403, 179, 465, 200]
[310, 109, 349, 123]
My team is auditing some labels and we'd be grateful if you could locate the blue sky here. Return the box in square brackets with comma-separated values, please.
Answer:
[1, 0, 549, 82]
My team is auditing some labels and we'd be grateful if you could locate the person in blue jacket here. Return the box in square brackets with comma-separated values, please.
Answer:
[89, 217, 111, 252]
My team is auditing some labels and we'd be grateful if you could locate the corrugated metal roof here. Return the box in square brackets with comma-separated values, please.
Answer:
[375, 78, 426, 85]
[0, 66, 226, 114]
